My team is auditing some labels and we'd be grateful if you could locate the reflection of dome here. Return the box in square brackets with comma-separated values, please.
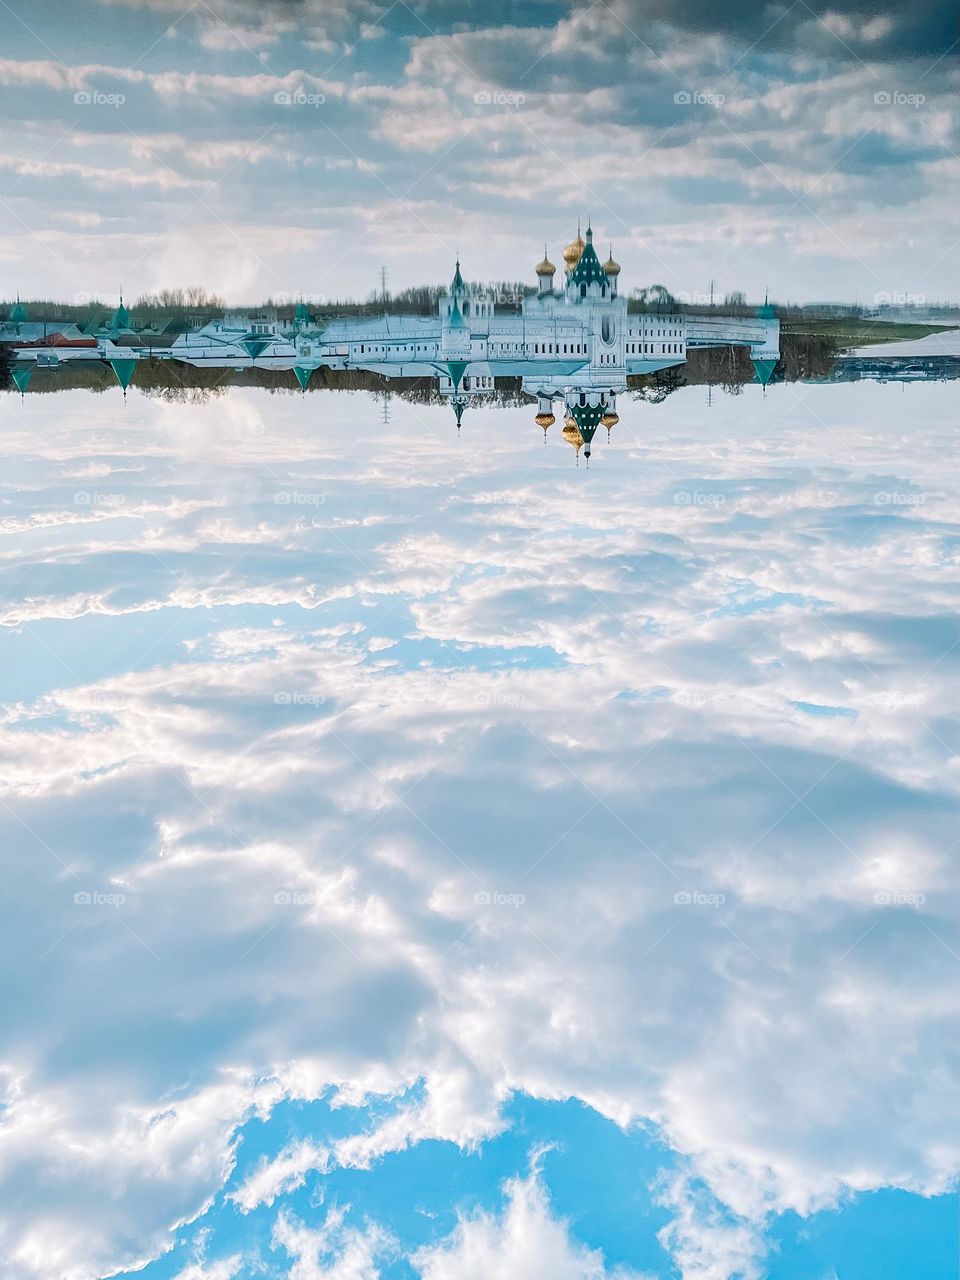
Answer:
[603, 249, 620, 277]
[535, 412, 555, 428]
[562, 421, 583, 454]
[562, 231, 585, 270]
[535, 252, 556, 277]
[601, 412, 619, 428]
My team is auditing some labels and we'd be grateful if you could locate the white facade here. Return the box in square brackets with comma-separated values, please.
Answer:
[133, 229, 780, 434]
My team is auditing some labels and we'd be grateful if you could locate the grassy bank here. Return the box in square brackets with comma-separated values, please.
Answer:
[780, 318, 955, 347]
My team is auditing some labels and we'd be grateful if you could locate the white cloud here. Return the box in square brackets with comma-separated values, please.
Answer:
[272, 1204, 395, 1280]
[413, 1163, 643, 1280]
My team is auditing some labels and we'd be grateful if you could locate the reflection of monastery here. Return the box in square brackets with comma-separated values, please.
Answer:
[3, 225, 780, 457]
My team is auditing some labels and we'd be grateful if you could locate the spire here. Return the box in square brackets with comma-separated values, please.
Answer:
[113, 292, 130, 330]
[451, 258, 465, 293]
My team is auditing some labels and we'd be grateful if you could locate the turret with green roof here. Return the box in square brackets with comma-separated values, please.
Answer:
[9, 296, 27, 324]
[112, 295, 130, 330]
[568, 226, 607, 290]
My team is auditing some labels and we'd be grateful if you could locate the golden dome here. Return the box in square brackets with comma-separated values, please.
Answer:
[535, 251, 556, 276]
[603, 248, 621, 276]
[601, 411, 619, 428]
[562, 421, 583, 453]
[535, 411, 555, 428]
[562, 231, 585, 270]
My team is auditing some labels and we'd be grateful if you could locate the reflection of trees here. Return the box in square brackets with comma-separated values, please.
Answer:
[6, 333, 839, 398]
[630, 364, 684, 402]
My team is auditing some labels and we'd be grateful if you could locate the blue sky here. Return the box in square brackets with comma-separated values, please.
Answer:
[0, 0, 957, 304]
[0, 375, 957, 1277]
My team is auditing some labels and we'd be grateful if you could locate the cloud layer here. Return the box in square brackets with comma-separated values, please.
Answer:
[0, 0, 956, 302]
[0, 377, 956, 1278]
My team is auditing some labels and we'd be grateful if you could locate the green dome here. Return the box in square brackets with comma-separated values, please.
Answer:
[568, 227, 607, 289]
[9, 298, 27, 323]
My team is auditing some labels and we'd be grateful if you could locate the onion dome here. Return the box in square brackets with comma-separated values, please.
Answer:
[603, 247, 621, 277]
[562, 419, 583, 454]
[601, 411, 619, 428]
[535, 411, 555, 429]
[535, 248, 556, 277]
[562, 227, 585, 271]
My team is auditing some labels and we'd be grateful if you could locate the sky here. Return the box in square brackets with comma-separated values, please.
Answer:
[0, 0, 957, 306]
[0, 373, 957, 1278]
